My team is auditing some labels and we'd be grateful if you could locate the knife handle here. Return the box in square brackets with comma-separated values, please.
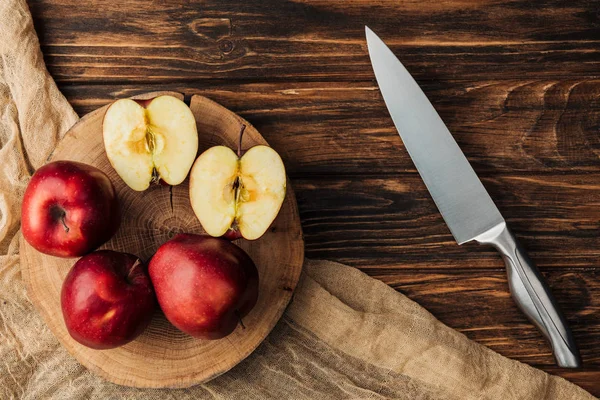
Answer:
[475, 222, 581, 368]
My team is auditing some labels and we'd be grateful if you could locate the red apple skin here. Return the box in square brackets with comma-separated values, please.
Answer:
[61, 250, 156, 349]
[133, 98, 152, 108]
[21, 161, 120, 258]
[222, 228, 243, 241]
[149, 234, 259, 340]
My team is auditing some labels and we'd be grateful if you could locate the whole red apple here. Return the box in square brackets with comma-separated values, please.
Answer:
[21, 161, 120, 258]
[149, 234, 259, 340]
[61, 250, 156, 349]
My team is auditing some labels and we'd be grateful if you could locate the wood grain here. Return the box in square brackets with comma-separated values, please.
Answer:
[28, 0, 600, 395]
[379, 270, 600, 395]
[20, 92, 304, 388]
[293, 175, 600, 270]
[56, 80, 600, 176]
[377, 270, 600, 365]
[28, 0, 600, 82]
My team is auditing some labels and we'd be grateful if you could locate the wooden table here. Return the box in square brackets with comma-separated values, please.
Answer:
[29, 0, 600, 395]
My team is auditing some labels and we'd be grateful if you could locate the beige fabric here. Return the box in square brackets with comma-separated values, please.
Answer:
[0, 0, 594, 398]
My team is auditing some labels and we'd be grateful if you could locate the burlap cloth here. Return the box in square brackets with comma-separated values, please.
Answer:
[0, 1, 595, 399]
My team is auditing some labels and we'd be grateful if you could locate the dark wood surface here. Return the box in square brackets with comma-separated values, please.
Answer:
[29, 0, 600, 395]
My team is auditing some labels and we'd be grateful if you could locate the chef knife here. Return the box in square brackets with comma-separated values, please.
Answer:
[365, 26, 581, 368]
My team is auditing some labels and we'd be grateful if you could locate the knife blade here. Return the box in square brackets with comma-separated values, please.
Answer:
[366, 26, 581, 368]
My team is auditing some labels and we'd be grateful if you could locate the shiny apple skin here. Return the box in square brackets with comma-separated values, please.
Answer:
[149, 234, 259, 340]
[21, 161, 120, 258]
[61, 250, 156, 349]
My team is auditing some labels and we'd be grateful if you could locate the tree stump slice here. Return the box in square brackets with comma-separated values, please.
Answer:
[20, 91, 304, 388]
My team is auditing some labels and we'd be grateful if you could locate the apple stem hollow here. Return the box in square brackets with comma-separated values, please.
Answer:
[51, 206, 70, 233]
[237, 124, 246, 158]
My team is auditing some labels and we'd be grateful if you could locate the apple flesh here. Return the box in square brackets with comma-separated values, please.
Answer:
[189, 126, 286, 240]
[21, 161, 120, 258]
[103, 95, 198, 191]
[148, 234, 259, 340]
[61, 250, 156, 349]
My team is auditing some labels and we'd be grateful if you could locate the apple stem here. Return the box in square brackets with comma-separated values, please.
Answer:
[127, 259, 141, 282]
[235, 310, 246, 329]
[237, 124, 246, 158]
[151, 168, 159, 185]
[59, 214, 69, 233]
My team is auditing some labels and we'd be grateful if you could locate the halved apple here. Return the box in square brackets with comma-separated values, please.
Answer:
[190, 126, 286, 240]
[103, 95, 198, 191]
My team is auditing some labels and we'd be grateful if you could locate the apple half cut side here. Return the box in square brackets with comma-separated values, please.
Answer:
[103, 95, 198, 191]
[189, 127, 286, 241]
